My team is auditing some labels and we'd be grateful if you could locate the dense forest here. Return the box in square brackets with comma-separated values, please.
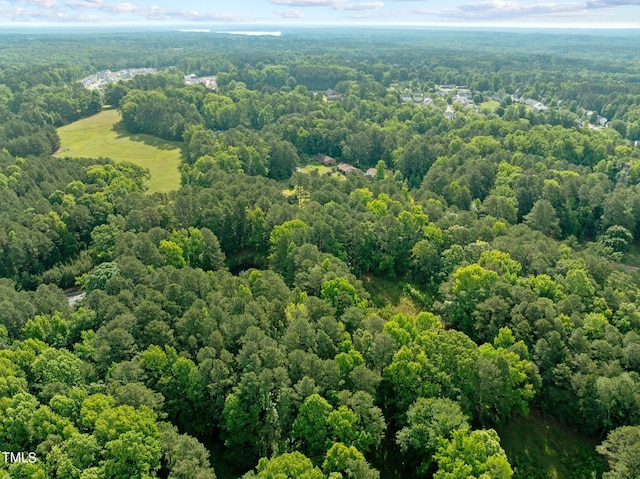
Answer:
[1, 28, 640, 479]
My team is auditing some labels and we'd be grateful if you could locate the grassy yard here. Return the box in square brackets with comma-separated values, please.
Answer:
[496, 410, 606, 479]
[480, 100, 500, 111]
[55, 109, 183, 194]
[298, 164, 333, 175]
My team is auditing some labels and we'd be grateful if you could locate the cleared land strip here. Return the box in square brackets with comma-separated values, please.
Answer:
[55, 109, 183, 194]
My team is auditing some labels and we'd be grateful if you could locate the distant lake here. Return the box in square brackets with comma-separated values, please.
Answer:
[219, 31, 282, 36]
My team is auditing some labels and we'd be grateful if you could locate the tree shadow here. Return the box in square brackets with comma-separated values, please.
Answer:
[111, 120, 187, 160]
[361, 274, 403, 307]
[496, 409, 605, 479]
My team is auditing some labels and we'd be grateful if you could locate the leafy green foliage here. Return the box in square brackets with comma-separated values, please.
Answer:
[434, 429, 513, 479]
[293, 394, 334, 459]
[120, 89, 203, 141]
[597, 426, 640, 479]
[245, 452, 324, 479]
[397, 397, 470, 476]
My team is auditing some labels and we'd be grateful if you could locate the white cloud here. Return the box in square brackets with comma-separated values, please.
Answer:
[271, 0, 384, 10]
[586, 0, 640, 6]
[100, 2, 136, 12]
[6, 6, 107, 21]
[65, 0, 104, 9]
[138, 6, 249, 22]
[65, 0, 136, 11]
[276, 8, 305, 17]
[410, 0, 597, 20]
[27, 0, 60, 7]
[405, 0, 640, 21]
[272, 0, 344, 5]
[335, 2, 384, 10]
[2, 0, 256, 23]
[345, 10, 393, 17]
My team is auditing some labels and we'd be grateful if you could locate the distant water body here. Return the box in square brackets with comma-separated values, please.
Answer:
[218, 31, 282, 36]
[175, 29, 283, 36]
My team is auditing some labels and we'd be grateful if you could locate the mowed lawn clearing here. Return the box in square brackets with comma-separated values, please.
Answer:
[299, 164, 333, 175]
[496, 410, 606, 479]
[480, 100, 500, 112]
[55, 109, 183, 194]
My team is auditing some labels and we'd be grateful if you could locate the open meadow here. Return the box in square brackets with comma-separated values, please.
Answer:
[496, 410, 606, 479]
[55, 108, 183, 193]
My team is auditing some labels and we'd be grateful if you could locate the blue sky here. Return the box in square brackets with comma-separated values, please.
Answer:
[0, 0, 639, 28]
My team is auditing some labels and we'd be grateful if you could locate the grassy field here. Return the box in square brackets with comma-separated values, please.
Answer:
[480, 100, 500, 111]
[496, 410, 606, 479]
[298, 164, 333, 175]
[55, 109, 183, 194]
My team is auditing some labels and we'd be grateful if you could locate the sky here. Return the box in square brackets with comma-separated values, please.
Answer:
[0, 0, 639, 29]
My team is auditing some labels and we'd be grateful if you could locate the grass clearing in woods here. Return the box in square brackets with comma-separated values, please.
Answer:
[621, 242, 640, 269]
[361, 275, 422, 318]
[496, 410, 606, 479]
[55, 108, 183, 194]
[299, 164, 333, 175]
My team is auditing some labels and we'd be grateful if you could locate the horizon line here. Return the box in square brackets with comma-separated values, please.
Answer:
[0, 23, 639, 31]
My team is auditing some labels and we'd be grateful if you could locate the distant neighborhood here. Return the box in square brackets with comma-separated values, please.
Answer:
[183, 74, 218, 90]
[79, 68, 158, 90]
[394, 83, 611, 128]
[392, 83, 553, 120]
[80, 69, 217, 91]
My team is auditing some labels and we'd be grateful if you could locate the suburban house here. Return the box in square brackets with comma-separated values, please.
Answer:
[337, 163, 359, 174]
[365, 168, 377, 177]
[452, 94, 476, 109]
[521, 98, 549, 113]
[444, 106, 456, 120]
[316, 153, 337, 166]
[401, 92, 425, 103]
[325, 89, 342, 101]
[436, 85, 469, 97]
[184, 74, 217, 90]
